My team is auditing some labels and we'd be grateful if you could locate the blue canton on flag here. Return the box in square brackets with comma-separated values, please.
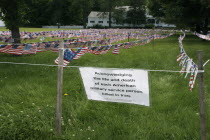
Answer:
[64, 49, 76, 61]
[55, 49, 76, 66]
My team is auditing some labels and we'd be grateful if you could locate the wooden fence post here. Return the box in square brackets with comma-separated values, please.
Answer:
[197, 50, 206, 140]
[56, 40, 64, 135]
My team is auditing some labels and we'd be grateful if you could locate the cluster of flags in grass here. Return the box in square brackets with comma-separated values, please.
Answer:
[55, 46, 88, 66]
[54, 32, 174, 66]
[177, 33, 198, 91]
[54, 44, 132, 66]
[0, 29, 174, 43]
[193, 32, 210, 41]
[0, 44, 37, 55]
[0, 30, 174, 56]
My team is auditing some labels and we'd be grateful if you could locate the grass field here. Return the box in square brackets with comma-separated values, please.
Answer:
[0, 28, 209, 140]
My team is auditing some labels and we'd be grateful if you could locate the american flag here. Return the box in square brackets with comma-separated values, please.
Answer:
[94, 46, 105, 55]
[51, 43, 59, 52]
[0, 45, 7, 52]
[22, 44, 37, 55]
[87, 46, 92, 53]
[190, 67, 198, 91]
[101, 45, 111, 54]
[44, 43, 52, 51]
[73, 46, 88, 60]
[0, 45, 13, 53]
[31, 43, 37, 54]
[55, 49, 76, 66]
[112, 44, 120, 54]
[7, 45, 24, 55]
[36, 43, 46, 52]
[99, 40, 106, 45]
[123, 42, 130, 49]
[89, 46, 98, 54]
[189, 67, 195, 90]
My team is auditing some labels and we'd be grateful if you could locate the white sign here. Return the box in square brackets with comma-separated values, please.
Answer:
[79, 67, 150, 106]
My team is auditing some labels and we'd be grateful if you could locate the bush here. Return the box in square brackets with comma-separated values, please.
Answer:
[92, 24, 104, 29]
[145, 24, 155, 29]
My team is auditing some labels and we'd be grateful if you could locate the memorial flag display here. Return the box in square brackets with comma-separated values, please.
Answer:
[177, 33, 198, 91]
[0, 29, 174, 56]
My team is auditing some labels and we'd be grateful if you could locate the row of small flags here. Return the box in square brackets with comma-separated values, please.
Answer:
[54, 43, 135, 66]
[0, 29, 174, 43]
[177, 33, 198, 91]
[0, 38, 104, 55]
[193, 32, 210, 41]
[0, 44, 37, 55]
[0, 31, 174, 56]
[54, 33, 174, 66]
[0, 29, 172, 37]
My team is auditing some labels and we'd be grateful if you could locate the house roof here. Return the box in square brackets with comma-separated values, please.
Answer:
[88, 11, 110, 18]
[115, 6, 132, 11]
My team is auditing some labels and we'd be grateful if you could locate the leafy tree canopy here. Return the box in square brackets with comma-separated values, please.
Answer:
[147, 0, 210, 34]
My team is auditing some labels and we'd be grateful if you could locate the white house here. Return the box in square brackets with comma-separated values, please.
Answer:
[87, 11, 111, 27]
[87, 11, 144, 28]
[87, 6, 176, 28]
[0, 19, 5, 27]
[87, 6, 136, 27]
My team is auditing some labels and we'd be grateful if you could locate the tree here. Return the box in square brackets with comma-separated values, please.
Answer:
[0, 0, 52, 43]
[100, 0, 124, 28]
[112, 8, 126, 25]
[22, 0, 84, 27]
[0, 0, 24, 43]
[99, 0, 146, 28]
[72, 0, 94, 29]
[147, 0, 210, 34]
[21, 0, 52, 27]
[126, 0, 146, 27]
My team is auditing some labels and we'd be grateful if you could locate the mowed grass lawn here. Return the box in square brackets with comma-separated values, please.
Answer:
[0, 28, 209, 140]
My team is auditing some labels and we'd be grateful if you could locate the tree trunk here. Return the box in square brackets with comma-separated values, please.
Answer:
[109, 11, 112, 28]
[82, 0, 87, 29]
[202, 16, 208, 35]
[195, 24, 201, 33]
[6, 0, 21, 43]
[108, 0, 112, 28]
[82, 10, 87, 29]
[83, 17, 87, 29]
[11, 25, 20, 43]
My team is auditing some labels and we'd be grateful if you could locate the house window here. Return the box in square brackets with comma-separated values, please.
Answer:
[98, 21, 103, 23]
[90, 21, 95, 23]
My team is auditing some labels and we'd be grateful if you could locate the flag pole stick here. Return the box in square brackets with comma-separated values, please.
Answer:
[128, 33, 130, 42]
[56, 40, 64, 135]
[197, 50, 206, 140]
[153, 26, 155, 49]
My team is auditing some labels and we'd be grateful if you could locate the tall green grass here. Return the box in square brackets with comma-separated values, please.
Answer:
[0, 30, 209, 140]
